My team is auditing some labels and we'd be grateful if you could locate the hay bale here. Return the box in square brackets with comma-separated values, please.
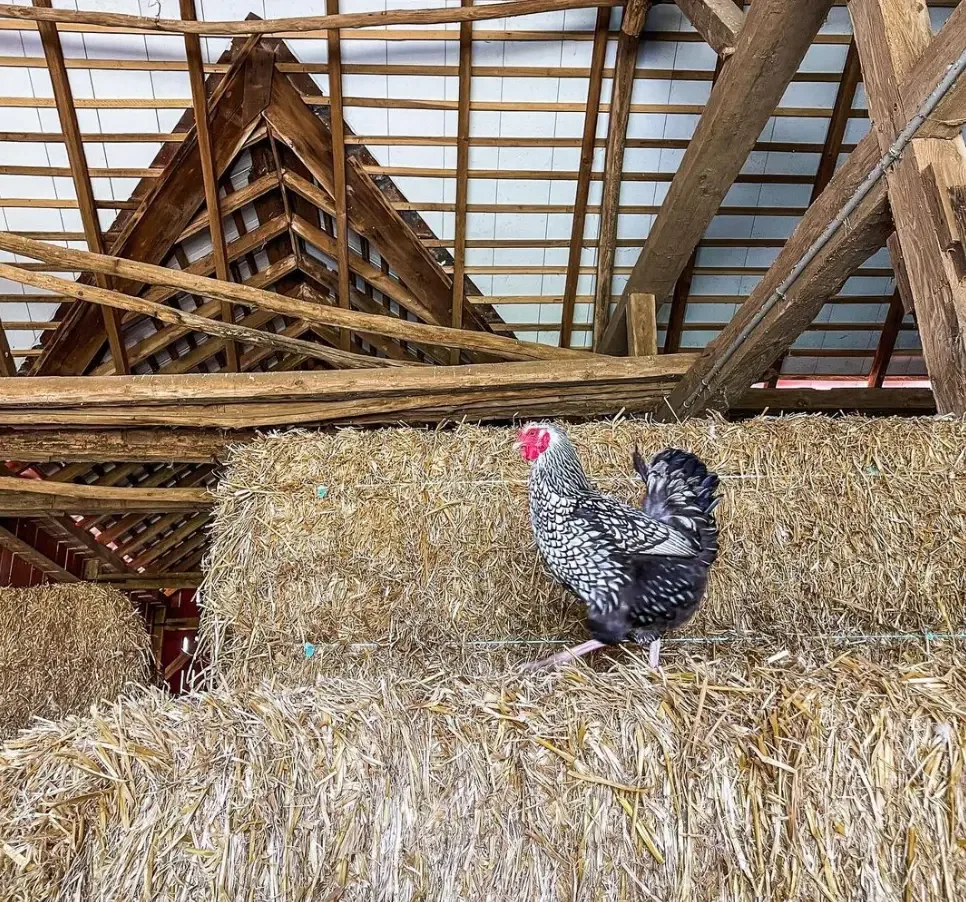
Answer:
[0, 583, 151, 739]
[200, 417, 966, 683]
[1, 652, 964, 900]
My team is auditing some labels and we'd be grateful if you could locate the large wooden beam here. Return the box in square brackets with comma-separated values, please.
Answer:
[33, 38, 270, 376]
[598, 0, 834, 355]
[0, 0, 623, 35]
[34, 0, 128, 375]
[0, 357, 696, 429]
[0, 232, 588, 363]
[673, 0, 744, 58]
[0, 476, 212, 515]
[733, 387, 934, 415]
[851, 0, 966, 413]
[93, 572, 203, 589]
[655, 2, 966, 420]
[592, 0, 651, 348]
[181, 0, 239, 371]
[264, 70, 491, 336]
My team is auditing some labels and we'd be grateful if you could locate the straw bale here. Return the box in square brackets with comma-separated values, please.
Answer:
[1, 651, 964, 901]
[200, 417, 966, 683]
[0, 583, 151, 739]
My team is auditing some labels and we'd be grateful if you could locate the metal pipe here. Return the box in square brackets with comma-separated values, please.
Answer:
[680, 42, 966, 411]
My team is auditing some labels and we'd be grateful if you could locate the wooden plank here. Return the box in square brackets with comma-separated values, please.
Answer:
[0, 429, 243, 462]
[867, 290, 905, 388]
[450, 0, 473, 364]
[0, 476, 212, 515]
[0, 522, 79, 581]
[851, 0, 966, 413]
[33, 0, 128, 375]
[0, 0, 624, 35]
[560, 4, 610, 349]
[0, 262, 400, 371]
[0, 230, 589, 363]
[598, 0, 834, 355]
[263, 69, 493, 336]
[131, 511, 210, 570]
[673, 0, 743, 57]
[181, 0, 239, 371]
[592, 0, 649, 348]
[325, 0, 352, 352]
[33, 38, 269, 376]
[626, 292, 658, 356]
[42, 514, 132, 573]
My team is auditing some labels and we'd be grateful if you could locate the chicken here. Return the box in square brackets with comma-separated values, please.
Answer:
[515, 422, 720, 671]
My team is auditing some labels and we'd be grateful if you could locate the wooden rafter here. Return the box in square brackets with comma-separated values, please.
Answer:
[867, 290, 905, 389]
[591, 0, 650, 349]
[560, 5, 610, 349]
[851, 0, 966, 413]
[0, 521, 79, 582]
[181, 0, 239, 372]
[33, 0, 128, 375]
[766, 36, 862, 387]
[598, 0, 834, 355]
[0, 477, 212, 516]
[450, 0, 473, 364]
[626, 292, 658, 357]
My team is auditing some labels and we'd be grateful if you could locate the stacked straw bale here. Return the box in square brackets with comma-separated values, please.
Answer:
[0, 583, 151, 739]
[200, 417, 966, 683]
[1, 652, 963, 901]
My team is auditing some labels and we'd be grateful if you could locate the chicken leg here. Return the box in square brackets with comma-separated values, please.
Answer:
[520, 639, 605, 672]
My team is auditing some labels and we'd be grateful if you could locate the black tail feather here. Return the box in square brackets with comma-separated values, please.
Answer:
[636, 447, 720, 523]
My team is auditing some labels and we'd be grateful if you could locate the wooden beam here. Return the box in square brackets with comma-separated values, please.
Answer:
[867, 290, 905, 389]
[673, 0, 743, 57]
[263, 70, 493, 335]
[0, 476, 212, 515]
[851, 0, 966, 413]
[325, 0, 352, 352]
[592, 0, 649, 349]
[598, 0, 834, 355]
[560, 5, 610, 349]
[450, 0, 473, 364]
[0, 317, 14, 377]
[0, 356, 697, 430]
[0, 262, 400, 371]
[0, 232, 588, 363]
[33, 39, 270, 376]
[93, 572, 203, 589]
[626, 292, 658, 356]
[0, 0, 624, 35]
[33, 0, 128, 375]
[181, 0, 239, 372]
[0, 521, 79, 581]
[131, 511, 210, 570]
[733, 386, 935, 414]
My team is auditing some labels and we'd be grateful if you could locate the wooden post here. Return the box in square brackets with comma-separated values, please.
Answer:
[867, 290, 905, 388]
[181, 0, 239, 371]
[0, 321, 14, 377]
[626, 292, 658, 356]
[851, 0, 966, 413]
[592, 0, 650, 349]
[33, 0, 129, 375]
[560, 5, 610, 349]
[326, 0, 352, 352]
[450, 0, 473, 364]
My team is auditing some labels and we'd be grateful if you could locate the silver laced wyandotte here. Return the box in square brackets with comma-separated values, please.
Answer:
[515, 422, 721, 671]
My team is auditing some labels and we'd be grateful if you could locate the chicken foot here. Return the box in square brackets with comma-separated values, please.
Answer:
[521, 636, 662, 672]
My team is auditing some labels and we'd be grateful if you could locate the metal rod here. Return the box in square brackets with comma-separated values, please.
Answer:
[681, 43, 966, 410]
